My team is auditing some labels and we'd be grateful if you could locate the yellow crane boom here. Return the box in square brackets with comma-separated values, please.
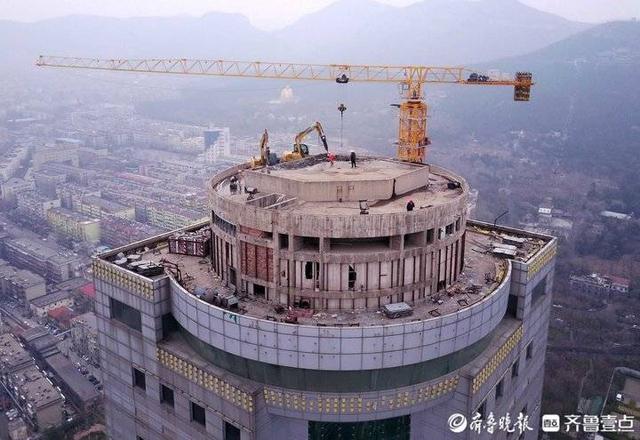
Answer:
[36, 55, 532, 164]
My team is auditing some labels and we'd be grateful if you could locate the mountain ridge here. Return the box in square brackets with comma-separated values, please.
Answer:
[0, 0, 590, 70]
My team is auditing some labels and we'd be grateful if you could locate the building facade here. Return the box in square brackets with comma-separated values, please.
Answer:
[204, 127, 231, 163]
[0, 334, 64, 431]
[569, 273, 630, 296]
[95, 157, 556, 440]
[47, 207, 101, 243]
[0, 260, 46, 305]
[3, 238, 78, 283]
[30, 291, 75, 318]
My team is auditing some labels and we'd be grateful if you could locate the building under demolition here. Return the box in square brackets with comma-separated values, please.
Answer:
[94, 156, 556, 440]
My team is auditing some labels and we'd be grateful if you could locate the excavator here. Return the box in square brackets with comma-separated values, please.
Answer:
[250, 129, 270, 169]
[282, 121, 329, 162]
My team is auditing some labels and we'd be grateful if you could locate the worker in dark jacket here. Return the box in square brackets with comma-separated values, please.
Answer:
[350, 150, 357, 168]
[406, 200, 415, 211]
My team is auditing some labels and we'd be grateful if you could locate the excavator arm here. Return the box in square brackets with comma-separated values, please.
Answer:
[259, 129, 269, 160]
[250, 129, 270, 169]
[294, 121, 328, 154]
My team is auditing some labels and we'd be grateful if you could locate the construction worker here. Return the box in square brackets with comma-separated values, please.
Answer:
[327, 152, 336, 166]
[406, 200, 415, 211]
[350, 150, 357, 168]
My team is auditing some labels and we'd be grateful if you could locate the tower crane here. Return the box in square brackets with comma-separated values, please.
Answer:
[36, 56, 533, 164]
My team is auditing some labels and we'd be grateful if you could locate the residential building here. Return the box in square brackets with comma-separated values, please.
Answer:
[76, 195, 135, 220]
[6, 366, 64, 429]
[203, 127, 231, 163]
[0, 409, 28, 440]
[0, 146, 29, 181]
[0, 259, 46, 305]
[16, 191, 61, 222]
[47, 207, 101, 243]
[3, 238, 79, 283]
[30, 291, 74, 319]
[569, 273, 631, 296]
[0, 178, 34, 207]
[44, 354, 101, 413]
[100, 216, 163, 248]
[32, 143, 79, 170]
[0, 334, 64, 430]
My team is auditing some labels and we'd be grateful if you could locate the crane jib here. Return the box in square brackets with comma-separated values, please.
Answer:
[36, 55, 533, 163]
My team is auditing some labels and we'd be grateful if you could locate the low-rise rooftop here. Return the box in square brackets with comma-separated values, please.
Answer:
[30, 290, 73, 308]
[11, 366, 63, 409]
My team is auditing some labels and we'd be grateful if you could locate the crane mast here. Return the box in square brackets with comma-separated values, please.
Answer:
[36, 56, 533, 164]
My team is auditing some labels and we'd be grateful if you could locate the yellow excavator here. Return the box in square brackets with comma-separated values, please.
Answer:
[282, 121, 329, 162]
[250, 129, 269, 169]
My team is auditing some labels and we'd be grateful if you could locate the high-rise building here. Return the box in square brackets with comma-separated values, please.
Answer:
[94, 156, 556, 440]
[204, 127, 231, 162]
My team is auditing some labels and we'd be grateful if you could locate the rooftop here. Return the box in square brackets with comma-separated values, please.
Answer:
[81, 195, 131, 213]
[0, 334, 33, 372]
[45, 353, 100, 403]
[104, 220, 549, 326]
[30, 290, 73, 308]
[49, 207, 100, 224]
[0, 261, 46, 288]
[12, 366, 63, 409]
[215, 156, 464, 215]
[6, 238, 76, 262]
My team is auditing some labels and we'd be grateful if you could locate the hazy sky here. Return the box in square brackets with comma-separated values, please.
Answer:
[2, 0, 639, 29]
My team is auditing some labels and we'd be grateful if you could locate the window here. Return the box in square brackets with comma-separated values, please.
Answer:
[110, 297, 142, 331]
[160, 384, 174, 408]
[455, 218, 461, 231]
[445, 223, 454, 235]
[496, 378, 504, 400]
[526, 342, 533, 360]
[476, 400, 486, 418]
[511, 359, 520, 379]
[133, 367, 146, 390]
[426, 229, 435, 244]
[279, 233, 289, 249]
[531, 276, 547, 304]
[305, 262, 314, 279]
[348, 265, 357, 290]
[224, 422, 241, 440]
[309, 416, 410, 440]
[191, 401, 206, 426]
[254, 284, 265, 297]
[302, 236, 320, 251]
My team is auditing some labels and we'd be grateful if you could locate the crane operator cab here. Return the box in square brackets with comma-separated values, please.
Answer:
[336, 74, 349, 84]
